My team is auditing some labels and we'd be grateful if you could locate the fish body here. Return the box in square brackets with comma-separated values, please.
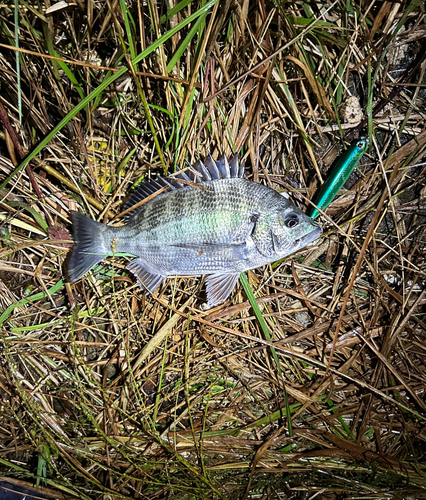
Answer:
[68, 155, 321, 307]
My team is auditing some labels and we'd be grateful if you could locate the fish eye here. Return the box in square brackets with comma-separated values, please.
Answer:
[284, 213, 299, 228]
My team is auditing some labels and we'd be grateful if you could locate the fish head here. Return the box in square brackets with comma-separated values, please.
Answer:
[270, 203, 322, 256]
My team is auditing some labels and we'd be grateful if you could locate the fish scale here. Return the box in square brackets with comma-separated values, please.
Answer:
[124, 179, 262, 246]
[68, 155, 322, 307]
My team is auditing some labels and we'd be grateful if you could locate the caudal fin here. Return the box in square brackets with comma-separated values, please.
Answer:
[67, 210, 109, 282]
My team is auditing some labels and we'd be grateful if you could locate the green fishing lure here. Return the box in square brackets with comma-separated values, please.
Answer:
[310, 137, 369, 219]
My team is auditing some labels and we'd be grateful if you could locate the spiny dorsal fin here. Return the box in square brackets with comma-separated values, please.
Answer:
[215, 153, 230, 178]
[122, 153, 244, 219]
[121, 176, 172, 218]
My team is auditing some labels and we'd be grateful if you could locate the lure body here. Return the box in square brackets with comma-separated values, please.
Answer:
[310, 138, 368, 219]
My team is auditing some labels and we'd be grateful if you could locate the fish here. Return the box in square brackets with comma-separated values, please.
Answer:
[68, 154, 322, 307]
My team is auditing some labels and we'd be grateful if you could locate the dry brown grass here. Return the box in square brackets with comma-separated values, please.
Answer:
[0, 0, 425, 498]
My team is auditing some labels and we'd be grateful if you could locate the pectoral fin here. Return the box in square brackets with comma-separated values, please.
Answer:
[205, 273, 240, 307]
[127, 258, 166, 293]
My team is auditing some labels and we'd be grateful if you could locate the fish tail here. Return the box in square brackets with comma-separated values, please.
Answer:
[68, 210, 109, 282]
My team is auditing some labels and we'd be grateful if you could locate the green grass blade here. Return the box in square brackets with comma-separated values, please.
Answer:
[14, 0, 22, 123]
[56, 56, 86, 101]
[160, 0, 195, 24]
[6, 201, 49, 231]
[0, 279, 64, 327]
[119, 0, 136, 60]
[240, 272, 293, 436]
[167, 14, 206, 73]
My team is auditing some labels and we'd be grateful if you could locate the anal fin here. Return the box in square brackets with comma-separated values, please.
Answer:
[205, 273, 240, 308]
[127, 258, 166, 293]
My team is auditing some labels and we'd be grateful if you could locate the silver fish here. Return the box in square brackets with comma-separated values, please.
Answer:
[68, 154, 322, 307]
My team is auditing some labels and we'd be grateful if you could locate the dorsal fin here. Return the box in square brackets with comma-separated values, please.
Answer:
[229, 155, 239, 177]
[203, 155, 221, 180]
[215, 153, 230, 178]
[122, 154, 244, 219]
[192, 160, 211, 181]
[186, 154, 244, 181]
[121, 176, 172, 219]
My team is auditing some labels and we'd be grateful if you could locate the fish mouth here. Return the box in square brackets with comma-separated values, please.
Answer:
[295, 225, 322, 249]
